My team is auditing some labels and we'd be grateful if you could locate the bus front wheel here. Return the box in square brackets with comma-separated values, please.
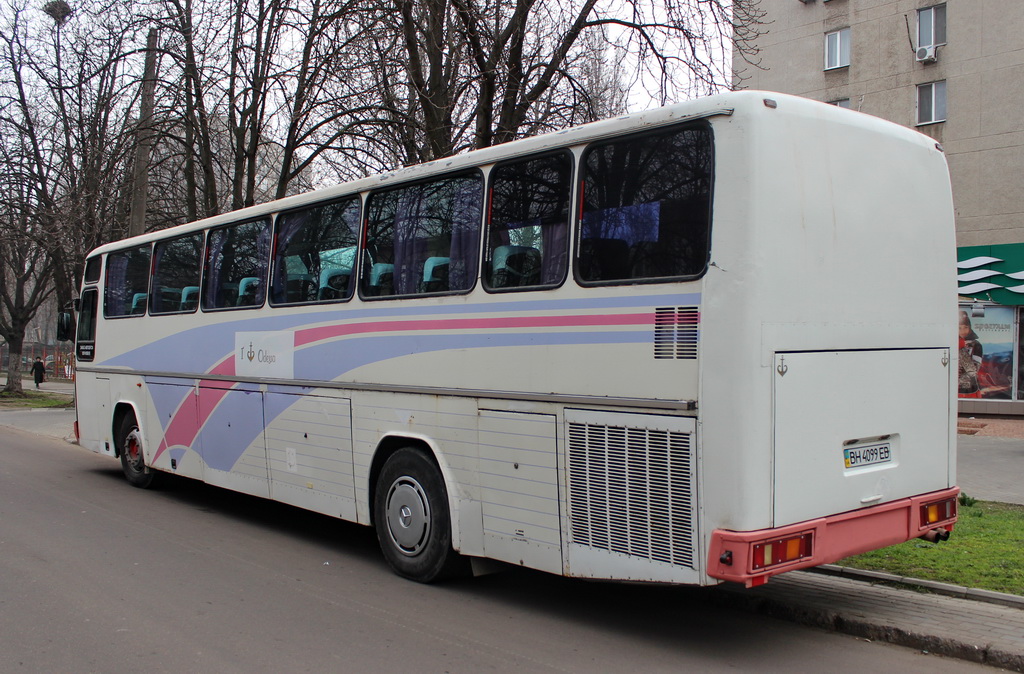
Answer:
[117, 413, 156, 489]
[373, 448, 466, 582]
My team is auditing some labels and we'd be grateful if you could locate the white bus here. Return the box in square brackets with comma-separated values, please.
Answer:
[65, 91, 959, 587]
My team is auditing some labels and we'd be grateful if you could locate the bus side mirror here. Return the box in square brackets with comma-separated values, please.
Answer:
[56, 312, 73, 342]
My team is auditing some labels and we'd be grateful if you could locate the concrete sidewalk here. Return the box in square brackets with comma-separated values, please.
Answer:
[716, 569, 1024, 671]
[719, 416, 1024, 671]
[0, 375, 76, 397]
[0, 407, 77, 441]
[0, 404, 1021, 669]
[0, 376, 77, 441]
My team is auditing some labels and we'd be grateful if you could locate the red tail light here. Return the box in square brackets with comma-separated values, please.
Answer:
[751, 532, 813, 570]
[920, 497, 957, 527]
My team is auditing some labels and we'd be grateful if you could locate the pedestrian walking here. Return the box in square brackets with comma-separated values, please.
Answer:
[31, 357, 45, 389]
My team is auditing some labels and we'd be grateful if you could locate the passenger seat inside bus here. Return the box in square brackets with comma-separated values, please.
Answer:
[318, 268, 350, 300]
[236, 277, 261, 306]
[491, 245, 541, 288]
[366, 263, 394, 296]
[422, 257, 450, 292]
[180, 286, 199, 311]
[131, 292, 147, 314]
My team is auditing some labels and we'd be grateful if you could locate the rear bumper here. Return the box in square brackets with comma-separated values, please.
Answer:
[707, 486, 959, 587]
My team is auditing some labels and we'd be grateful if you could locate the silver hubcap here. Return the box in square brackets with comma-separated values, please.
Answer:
[385, 476, 430, 556]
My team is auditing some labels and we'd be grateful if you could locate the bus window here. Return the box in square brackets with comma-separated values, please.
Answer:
[485, 151, 571, 291]
[362, 171, 483, 298]
[272, 196, 361, 305]
[151, 233, 203, 314]
[83, 256, 101, 285]
[104, 244, 152, 317]
[577, 123, 713, 284]
[202, 218, 271, 310]
[76, 287, 98, 361]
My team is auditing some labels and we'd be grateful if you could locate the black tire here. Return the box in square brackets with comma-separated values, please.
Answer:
[117, 413, 156, 489]
[373, 448, 467, 582]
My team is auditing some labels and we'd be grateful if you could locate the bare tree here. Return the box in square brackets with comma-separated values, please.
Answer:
[144, 0, 385, 222]
[138, 0, 763, 218]
[271, 0, 385, 197]
[0, 1, 140, 391]
[0, 177, 54, 394]
[573, 25, 629, 121]
[368, 0, 765, 164]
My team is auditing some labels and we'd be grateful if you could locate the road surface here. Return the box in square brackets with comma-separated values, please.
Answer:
[0, 427, 989, 672]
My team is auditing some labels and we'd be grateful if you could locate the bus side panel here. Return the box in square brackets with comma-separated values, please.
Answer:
[478, 409, 561, 574]
[264, 391, 356, 521]
[76, 374, 113, 455]
[562, 410, 701, 584]
[146, 380, 204, 481]
[196, 385, 270, 498]
[351, 392, 481, 542]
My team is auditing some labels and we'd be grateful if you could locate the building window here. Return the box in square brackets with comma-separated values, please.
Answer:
[917, 81, 947, 125]
[825, 28, 851, 70]
[829, 99, 851, 109]
[918, 4, 947, 49]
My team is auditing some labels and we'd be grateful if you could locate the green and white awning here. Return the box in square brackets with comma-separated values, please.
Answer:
[958, 243, 1024, 305]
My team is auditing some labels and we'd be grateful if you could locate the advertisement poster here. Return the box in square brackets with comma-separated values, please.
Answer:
[959, 305, 1014, 399]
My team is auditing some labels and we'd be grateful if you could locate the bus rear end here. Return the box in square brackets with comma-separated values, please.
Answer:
[707, 346, 957, 587]
[700, 94, 957, 587]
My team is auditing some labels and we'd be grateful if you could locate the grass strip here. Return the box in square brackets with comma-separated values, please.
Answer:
[0, 390, 74, 408]
[839, 498, 1024, 596]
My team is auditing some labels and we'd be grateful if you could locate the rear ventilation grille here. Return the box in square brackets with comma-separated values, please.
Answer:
[654, 306, 699, 359]
[567, 421, 695, 568]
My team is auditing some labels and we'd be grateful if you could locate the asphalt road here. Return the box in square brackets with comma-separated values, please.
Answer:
[0, 427, 989, 673]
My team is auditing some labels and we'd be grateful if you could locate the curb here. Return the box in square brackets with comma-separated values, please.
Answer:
[812, 564, 1024, 610]
[710, 573, 1024, 672]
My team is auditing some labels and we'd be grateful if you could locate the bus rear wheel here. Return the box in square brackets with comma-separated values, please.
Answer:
[117, 413, 156, 489]
[373, 448, 466, 582]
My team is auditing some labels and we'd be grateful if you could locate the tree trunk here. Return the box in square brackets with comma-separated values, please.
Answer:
[3, 334, 25, 395]
[128, 28, 159, 238]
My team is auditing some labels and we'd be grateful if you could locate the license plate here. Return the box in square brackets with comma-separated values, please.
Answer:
[843, 442, 892, 469]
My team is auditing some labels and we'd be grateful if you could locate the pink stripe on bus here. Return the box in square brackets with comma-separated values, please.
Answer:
[294, 312, 655, 348]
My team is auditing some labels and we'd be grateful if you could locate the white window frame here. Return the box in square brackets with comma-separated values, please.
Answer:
[918, 4, 947, 49]
[825, 28, 851, 70]
[917, 81, 947, 125]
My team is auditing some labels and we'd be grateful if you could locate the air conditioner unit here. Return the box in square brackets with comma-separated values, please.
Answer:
[916, 46, 937, 63]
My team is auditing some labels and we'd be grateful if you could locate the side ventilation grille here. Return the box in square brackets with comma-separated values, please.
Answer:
[654, 306, 699, 359]
[567, 420, 695, 568]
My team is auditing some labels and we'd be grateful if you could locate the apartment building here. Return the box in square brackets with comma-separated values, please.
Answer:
[734, 0, 1024, 411]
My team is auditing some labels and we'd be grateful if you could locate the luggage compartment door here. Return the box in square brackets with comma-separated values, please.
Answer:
[773, 348, 952, 527]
